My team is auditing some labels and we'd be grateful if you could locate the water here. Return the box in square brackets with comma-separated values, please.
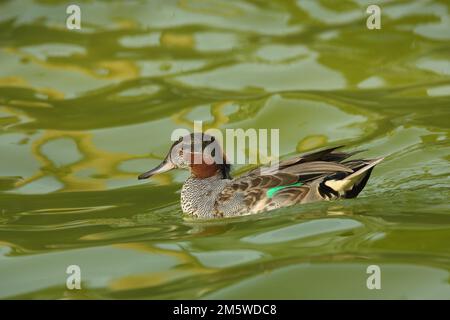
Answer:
[0, 0, 449, 299]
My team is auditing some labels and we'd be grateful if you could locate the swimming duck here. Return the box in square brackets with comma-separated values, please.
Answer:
[138, 133, 383, 218]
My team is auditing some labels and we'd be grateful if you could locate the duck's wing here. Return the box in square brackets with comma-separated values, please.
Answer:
[214, 159, 354, 216]
[214, 149, 383, 216]
[214, 172, 307, 216]
[243, 146, 362, 176]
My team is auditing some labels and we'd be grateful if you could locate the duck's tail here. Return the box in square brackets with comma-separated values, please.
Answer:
[323, 157, 384, 198]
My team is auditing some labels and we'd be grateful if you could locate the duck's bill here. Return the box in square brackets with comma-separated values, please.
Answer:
[138, 160, 175, 180]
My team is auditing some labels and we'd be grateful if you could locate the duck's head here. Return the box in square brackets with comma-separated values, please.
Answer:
[138, 132, 231, 180]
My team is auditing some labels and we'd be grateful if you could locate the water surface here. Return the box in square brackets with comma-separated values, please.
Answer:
[0, 0, 449, 299]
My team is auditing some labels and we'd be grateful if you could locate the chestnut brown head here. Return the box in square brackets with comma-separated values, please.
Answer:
[138, 133, 231, 180]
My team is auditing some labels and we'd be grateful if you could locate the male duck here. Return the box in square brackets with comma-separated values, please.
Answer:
[138, 133, 383, 218]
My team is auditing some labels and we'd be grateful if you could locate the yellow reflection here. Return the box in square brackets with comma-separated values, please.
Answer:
[0, 75, 65, 100]
[4, 47, 139, 81]
[171, 100, 231, 129]
[0, 76, 28, 87]
[15, 130, 170, 192]
[296, 135, 328, 152]
[160, 32, 195, 49]
[110, 242, 216, 291]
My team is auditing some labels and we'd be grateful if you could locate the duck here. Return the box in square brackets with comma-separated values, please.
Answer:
[138, 133, 384, 218]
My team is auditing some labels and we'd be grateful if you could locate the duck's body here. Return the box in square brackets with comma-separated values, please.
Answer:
[139, 133, 384, 219]
[179, 147, 383, 218]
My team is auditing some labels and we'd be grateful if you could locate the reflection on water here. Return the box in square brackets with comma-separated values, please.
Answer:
[0, 0, 449, 299]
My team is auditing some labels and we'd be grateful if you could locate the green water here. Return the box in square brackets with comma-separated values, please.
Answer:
[0, 0, 449, 299]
